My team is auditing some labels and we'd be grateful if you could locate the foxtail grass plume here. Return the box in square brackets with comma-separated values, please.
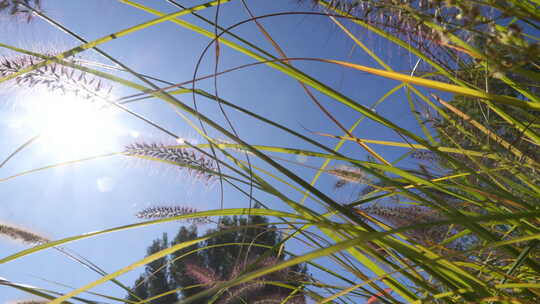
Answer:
[135, 205, 211, 224]
[125, 142, 216, 182]
[0, 223, 49, 244]
[360, 204, 450, 245]
[411, 150, 440, 162]
[226, 257, 307, 304]
[327, 165, 370, 188]
[252, 295, 306, 304]
[186, 255, 307, 304]
[217, 281, 266, 304]
[0, 54, 112, 106]
[185, 262, 219, 287]
[360, 205, 440, 227]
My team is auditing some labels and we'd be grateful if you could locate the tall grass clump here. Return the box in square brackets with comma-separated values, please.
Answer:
[0, 0, 539, 303]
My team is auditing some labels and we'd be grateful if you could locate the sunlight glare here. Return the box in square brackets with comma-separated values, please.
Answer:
[19, 90, 124, 158]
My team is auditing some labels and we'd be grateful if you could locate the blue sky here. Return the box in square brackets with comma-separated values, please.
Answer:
[0, 0, 427, 302]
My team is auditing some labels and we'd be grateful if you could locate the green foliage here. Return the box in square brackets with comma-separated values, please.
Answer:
[127, 234, 178, 304]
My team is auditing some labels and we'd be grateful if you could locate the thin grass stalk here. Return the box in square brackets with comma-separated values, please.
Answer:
[0, 209, 307, 264]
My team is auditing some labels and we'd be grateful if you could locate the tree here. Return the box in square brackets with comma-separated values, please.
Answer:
[126, 213, 308, 304]
[127, 233, 178, 304]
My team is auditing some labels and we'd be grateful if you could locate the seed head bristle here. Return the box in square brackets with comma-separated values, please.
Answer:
[360, 205, 449, 243]
[0, 54, 112, 106]
[252, 295, 306, 304]
[217, 281, 266, 304]
[229, 256, 281, 280]
[125, 142, 216, 181]
[411, 150, 440, 162]
[361, 205, 440, 226]
[135, 205, 211, 224]
[0, 0, 41, 22]
[0, 224, 49, 245]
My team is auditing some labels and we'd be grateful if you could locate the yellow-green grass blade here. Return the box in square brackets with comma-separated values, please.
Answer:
[496, 283, 540, 289]
[329, 16, 438, 145]
[226, 141, 500, 298]
[318, 0, 470, 88]
[321, 228, 540, 303]
[32, 275, 138, 303]
[0, 209, 306, 264]
[0, 279, 98, 304]
[327, 59, 540, 111]
[49, 235, 214, 303]
[317, 134, 498, 159]
[318, 229, 420, 301]
[363, 162, 540, 269]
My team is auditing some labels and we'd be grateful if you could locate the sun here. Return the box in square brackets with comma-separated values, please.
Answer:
[16, 90, 125, 159]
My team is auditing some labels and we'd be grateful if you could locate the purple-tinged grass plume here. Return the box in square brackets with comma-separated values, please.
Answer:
[186, 254, 308, 304]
